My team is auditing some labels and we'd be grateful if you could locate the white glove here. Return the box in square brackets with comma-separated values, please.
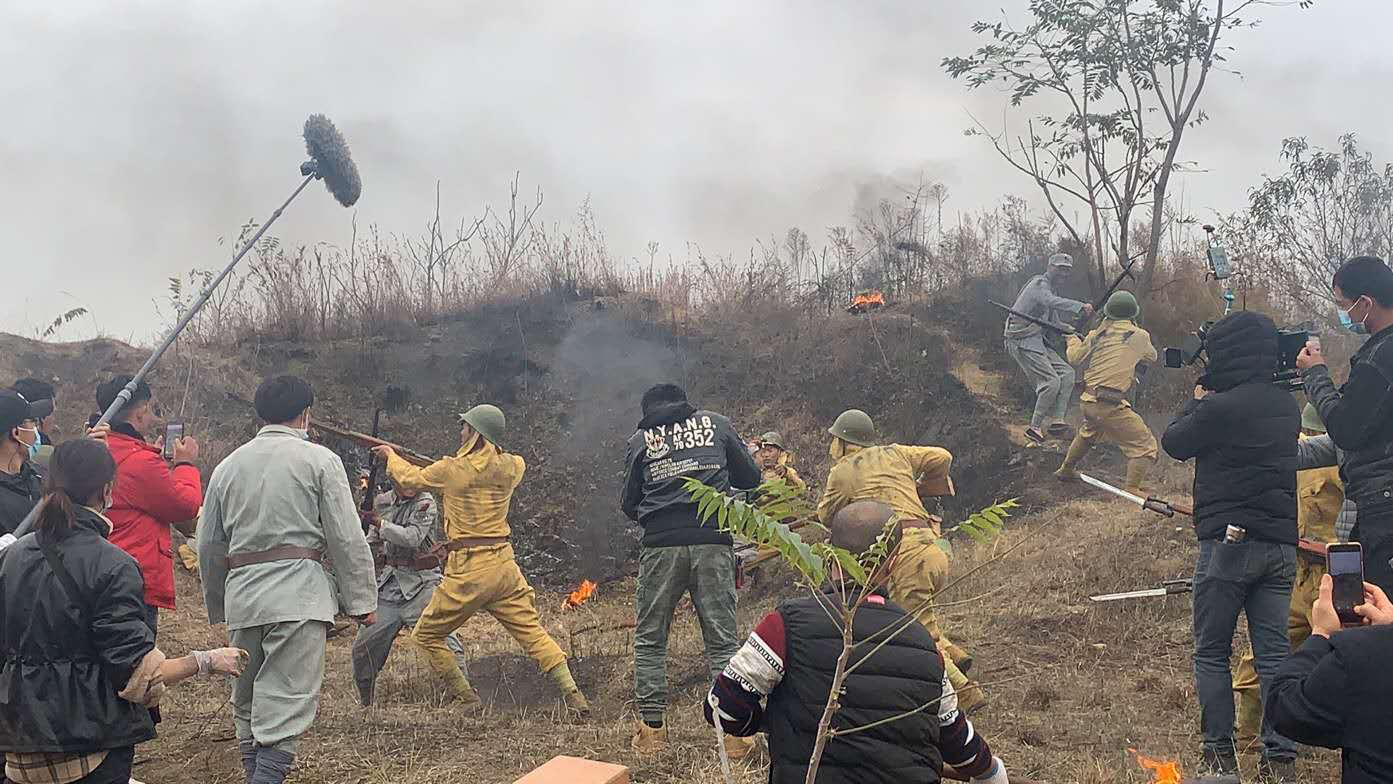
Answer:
[972, 757, 1009, 784]
[0, 534, 16, 552]
[195, 647, 249, 677]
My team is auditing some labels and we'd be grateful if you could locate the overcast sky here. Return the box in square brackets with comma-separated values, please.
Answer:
[3, 0, 1389, 340]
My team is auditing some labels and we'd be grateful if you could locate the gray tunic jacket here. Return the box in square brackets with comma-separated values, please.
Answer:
[198, 425, 377, 630]
[368, 490, 444, 602]
[1003, 274, 1086, 340]
[1298, 434, 1357, 542]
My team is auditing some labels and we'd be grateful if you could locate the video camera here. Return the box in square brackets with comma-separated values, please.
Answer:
[1163, 322, 1310, 390]
[1161, 224, 1309, 390]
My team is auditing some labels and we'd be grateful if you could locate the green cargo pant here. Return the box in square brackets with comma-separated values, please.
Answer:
[634, 544, 740, 724]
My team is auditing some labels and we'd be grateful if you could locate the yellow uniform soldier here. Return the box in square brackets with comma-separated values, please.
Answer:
[1232, 404, 1344, 747]
[372, 404, 590, 716]
[816, 409, 985, 713]
[1055, 291, 1158, 493]
[754, 431, 805, 491]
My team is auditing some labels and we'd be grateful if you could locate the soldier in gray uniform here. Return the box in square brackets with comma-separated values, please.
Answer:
[351, 483, 469, 706]
[1003, 253, 1093, 444]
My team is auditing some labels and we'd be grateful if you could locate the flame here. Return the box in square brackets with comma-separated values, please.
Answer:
[564, 580, 598, 610]
[848, 290, 886, 312]
[1132, 751, 1181, 784]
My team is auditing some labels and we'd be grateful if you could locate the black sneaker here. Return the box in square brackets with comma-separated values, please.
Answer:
[1201, 746, 1240, 777]
[1046, 422, 1073, 438]
[1024, 427, 1047, 445]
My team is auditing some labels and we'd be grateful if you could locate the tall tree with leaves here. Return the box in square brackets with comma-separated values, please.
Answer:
[944, 0, 1312, 297]
[1226, 133, 1393, 318]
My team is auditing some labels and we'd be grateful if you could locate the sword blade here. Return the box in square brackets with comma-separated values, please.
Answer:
[1078, 472, 1147, 507]
[1089, 587, 1170, 602]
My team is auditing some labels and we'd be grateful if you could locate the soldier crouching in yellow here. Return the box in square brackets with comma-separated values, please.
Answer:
[370, 404, 590, 716]
[815, 409, 986, 713]
[1054, 291, 1158, 494]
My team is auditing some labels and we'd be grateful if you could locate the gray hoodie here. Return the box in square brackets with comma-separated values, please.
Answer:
[1003, 274, 1087, 340]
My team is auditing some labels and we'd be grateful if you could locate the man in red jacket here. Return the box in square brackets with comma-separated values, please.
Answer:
[97, 375, 203, 632]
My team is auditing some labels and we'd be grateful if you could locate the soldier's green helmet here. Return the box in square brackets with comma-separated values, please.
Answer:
[1301, 403, 1326, 434]
[758, 431, 785, 450]
[459, 404, 506, 447]
[1104, 290, 1140, 320]
[828, 409, 876, 447]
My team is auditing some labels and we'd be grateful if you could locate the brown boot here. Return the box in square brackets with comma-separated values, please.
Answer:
[563, 688, 592, 720]
[941, 641, 973, 674]
[631, 720, 668, 754]
[1124, 457, 1150, 496]
[722, 735, 756, 761]
[1054, 434, 1091, 482]
[955, 681, 989, 715]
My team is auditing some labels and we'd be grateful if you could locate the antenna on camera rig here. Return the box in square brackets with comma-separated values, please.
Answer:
[1202, 224, 1236, 316]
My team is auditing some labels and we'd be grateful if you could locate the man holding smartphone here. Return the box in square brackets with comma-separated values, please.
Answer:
[1270, 574, 1393, 784]
[96, 375, 203, 633]
[1161, 311, 1301, 780]
[1298, 256, 1393, 595]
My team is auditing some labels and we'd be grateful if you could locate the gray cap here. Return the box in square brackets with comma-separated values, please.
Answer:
[1048, 253, 1074, 269]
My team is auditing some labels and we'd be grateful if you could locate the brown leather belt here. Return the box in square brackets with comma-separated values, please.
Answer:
[1298, 538, 1327, 565]
[385, 555, 443, 570]
[441, 536, 509, 552]
[225, 546, 323, 570]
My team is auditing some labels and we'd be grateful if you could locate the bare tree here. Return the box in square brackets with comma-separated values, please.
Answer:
[1227, 133, 1393, 316]
[944, 0, 1309, 297]
[478, 172, 544, 281]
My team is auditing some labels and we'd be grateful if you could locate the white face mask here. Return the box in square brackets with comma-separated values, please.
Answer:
[14, 427, 39, 460]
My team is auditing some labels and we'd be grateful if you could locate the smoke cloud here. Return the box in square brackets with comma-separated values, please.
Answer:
[3, 1, 1391, 339]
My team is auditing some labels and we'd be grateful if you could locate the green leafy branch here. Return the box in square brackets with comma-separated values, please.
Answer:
[686, 477, 829, 583]
[935, 498, 1018, 556]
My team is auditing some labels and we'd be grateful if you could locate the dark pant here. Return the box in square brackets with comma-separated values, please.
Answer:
[1192, 538, 1298, 761]
[77, 746, 134, 783]
[1352, 504, 1393, 596]
[634, 544, 740, 723]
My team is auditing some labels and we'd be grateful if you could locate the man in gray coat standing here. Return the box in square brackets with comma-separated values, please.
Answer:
[1003, 253, 1092, 444]
[199, 375, 377, 784]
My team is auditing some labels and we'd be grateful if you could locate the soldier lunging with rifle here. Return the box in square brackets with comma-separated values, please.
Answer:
[1000, 254, 1092, 445]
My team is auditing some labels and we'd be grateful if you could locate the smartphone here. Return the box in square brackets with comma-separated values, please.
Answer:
[1327, 542, 1366, 627]
[163, 422, 185, 461]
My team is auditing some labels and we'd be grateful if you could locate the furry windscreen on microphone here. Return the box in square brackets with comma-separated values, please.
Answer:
[303, 114, 362, 207]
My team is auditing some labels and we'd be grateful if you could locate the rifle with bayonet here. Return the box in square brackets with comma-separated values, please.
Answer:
[1091, 578, 1193, 602]
[310, 420, 435, 467]
[987, 300, 1076, 336]
[1077, 472, 1192, 517]
[1075, 253, 1141, 333]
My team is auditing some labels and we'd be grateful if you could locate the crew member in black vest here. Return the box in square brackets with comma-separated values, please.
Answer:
[704, 500, 1009, 784]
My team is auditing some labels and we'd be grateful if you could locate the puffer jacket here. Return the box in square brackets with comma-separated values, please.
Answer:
[621, 403, 762, 547]
[0, 462, 43, 536]
[105, 425, 202, 609]
[1304, 324, 1393, 514]
[765, 589, 945, 784]
[0, 505, 157, 753]
[1161, 311, 1300, 544]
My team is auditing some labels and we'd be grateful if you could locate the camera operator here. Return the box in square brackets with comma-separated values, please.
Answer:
[1160, 310, 1301, 779]
[1297, 256, 1393, 594]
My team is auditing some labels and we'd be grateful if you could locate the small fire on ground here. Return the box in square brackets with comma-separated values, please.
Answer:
[563, 580, 598, 610]
[847, 290, 886, 313]
[1132, 750, 1182, 784]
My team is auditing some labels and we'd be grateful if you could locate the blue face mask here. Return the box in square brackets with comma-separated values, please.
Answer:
[1339, 298, 1370, 334]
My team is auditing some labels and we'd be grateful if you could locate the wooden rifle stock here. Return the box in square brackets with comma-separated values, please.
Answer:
[310, 421, 435, 467]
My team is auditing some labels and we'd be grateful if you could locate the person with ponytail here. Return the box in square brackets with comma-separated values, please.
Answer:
[0, 438, 246, 784]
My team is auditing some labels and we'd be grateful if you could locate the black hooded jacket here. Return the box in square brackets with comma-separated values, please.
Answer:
[1161, 311, 1300, 544]
[0, 462, 43, 536]
[0, 505, 157, 753]
[621, 402, 761, 547]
